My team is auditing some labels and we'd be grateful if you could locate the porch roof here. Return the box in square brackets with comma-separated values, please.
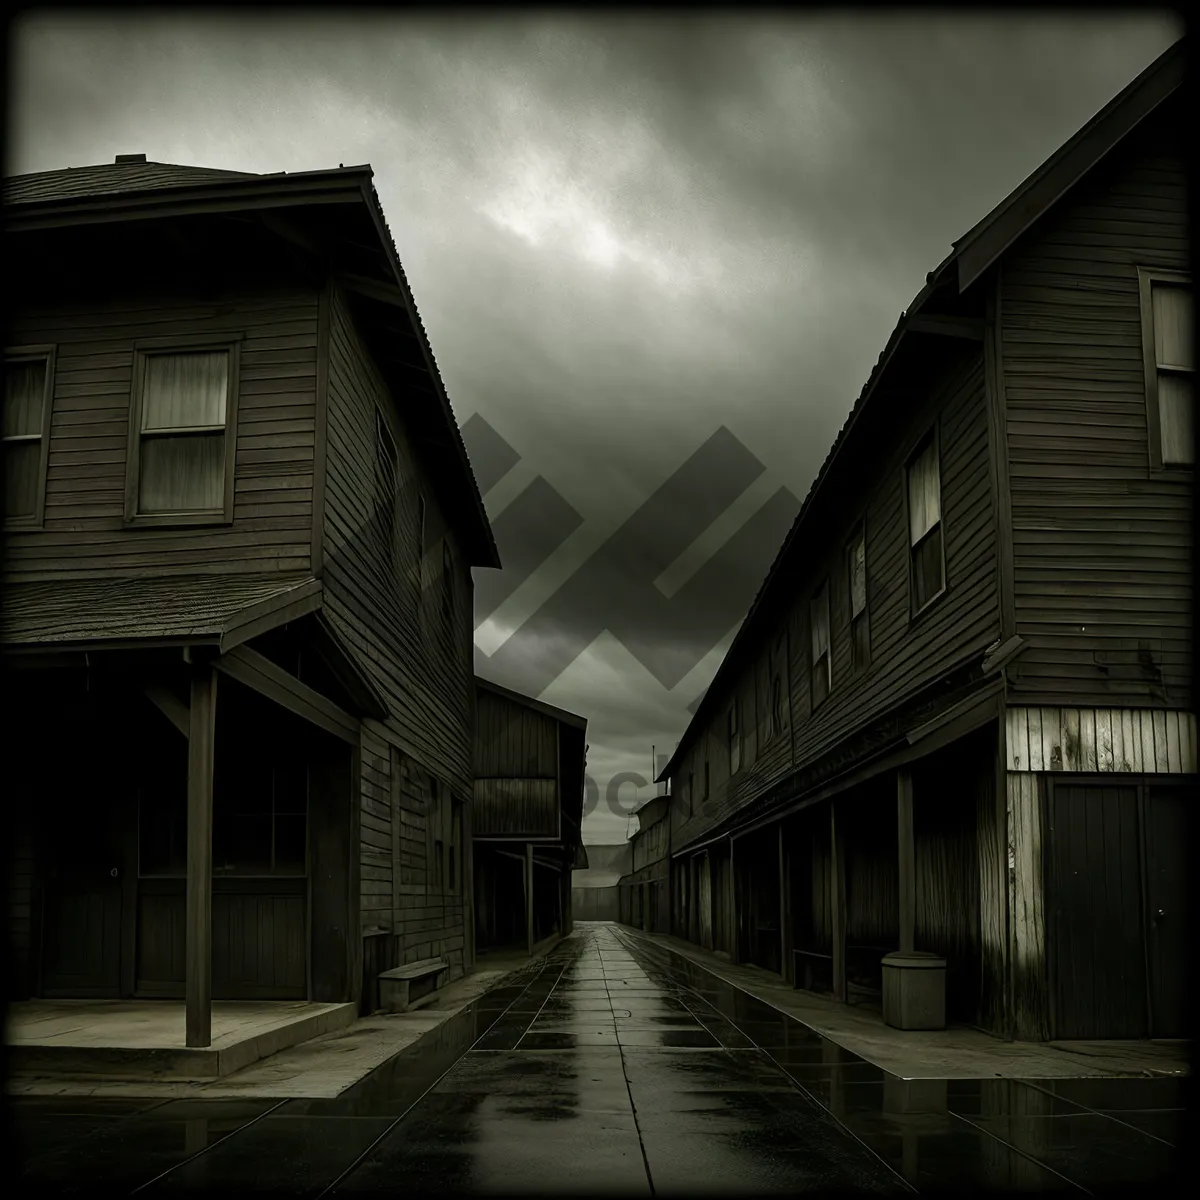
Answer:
[0, 574, 322, 652]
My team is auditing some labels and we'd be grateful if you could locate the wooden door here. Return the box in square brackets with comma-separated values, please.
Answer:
[1047, 783, 1148, 1039]
[42, 788, 124, 997]
[1143, 785, 1187, 1038]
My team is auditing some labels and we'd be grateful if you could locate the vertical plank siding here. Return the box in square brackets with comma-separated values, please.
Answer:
[1001, 94, 1191, 708]
[474, 690, 558, 778]
[1006, 706, 1196, 773]
[5, 283, 319, 580]
[977, 746, 1007, 1034]
[1007, 771, 1049, 1041]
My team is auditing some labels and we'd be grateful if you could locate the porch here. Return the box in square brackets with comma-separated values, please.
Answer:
[6, 998, 356, 1080]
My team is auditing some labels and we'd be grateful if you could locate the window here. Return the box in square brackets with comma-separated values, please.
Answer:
[415, 494, 427, 602]
[4, 348, 54, 525]
[375, 408, 399, 552]
[906, 432, 945, 614]
[128, 343, 239, 522]
[727, 700, 741, 774]
[210, 760, 308, 877]
[1139, 269, 1193, 468]
[848, 524, 869, 669]
[449, 798, 463, 894]
[810, 580, 831, 709]
[428, 775, 446, 892]
[441, 539, 454, 623]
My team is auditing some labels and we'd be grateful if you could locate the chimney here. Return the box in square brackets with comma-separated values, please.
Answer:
[115, 153, 147, 164]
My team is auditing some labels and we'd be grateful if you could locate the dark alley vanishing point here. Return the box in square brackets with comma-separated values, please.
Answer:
[13, 924, 1183, 1195]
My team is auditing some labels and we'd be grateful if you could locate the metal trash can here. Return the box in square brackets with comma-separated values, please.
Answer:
[881, 951, 947, 1031]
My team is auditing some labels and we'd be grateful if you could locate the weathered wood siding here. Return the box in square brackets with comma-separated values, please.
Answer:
[320, 283, 475, 982]
[474, 688, 557, 778]
[321, 283, 475, 797]
[6, 226, 318, 581]
[1000, 94, 1191, 708]
[472, 779, 558, 838]
[672, 341, 996, 851]
[1007, 771, 1049, 1041]
[1005, 705, 1196, 773]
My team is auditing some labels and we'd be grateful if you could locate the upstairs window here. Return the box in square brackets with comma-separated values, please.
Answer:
[128, 343, 238, 521]
[907, 432, 945, 614]
[4, 349, 54, 525]
[442, 539, 454, 624]
[727, 700, 741, 774]
[375, 408, 399, 553]
[848, 524, 869, 670]
[810, 579, 831, 709]
[1139, 270, 1193, 469]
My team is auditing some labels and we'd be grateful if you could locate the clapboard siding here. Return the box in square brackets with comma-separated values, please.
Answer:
[320, 283, 475, 800]
[1001, 94, 1192, 708]
[673, 343, 997, 850]
[472, 778, 558, 838]
[5, 285, 318, 581]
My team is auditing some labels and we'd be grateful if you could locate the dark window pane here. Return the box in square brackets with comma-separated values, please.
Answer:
[229, 815, 272, 874]
[4, 360, 46, 436]
[812, 657, 829, 708]
[140, 432, 225, 512]
[142, 351, 228, 430]
[852, 612, 870, 670]
[274, 763, 308, 815]
[274, 815, 307, 873]
[3, 440, 40, 518]
[912, 525, 944, 611]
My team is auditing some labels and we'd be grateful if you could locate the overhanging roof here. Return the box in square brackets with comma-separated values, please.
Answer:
[658, 37, 1185, 785]
[475, 674, 588, 731]
[0, 574, 321, 653]
[3, 158, 500, 570]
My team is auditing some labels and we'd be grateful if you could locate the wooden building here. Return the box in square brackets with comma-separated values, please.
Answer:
[2, 154, 500, 1044]
[630, 41, 1192, 1042]
[472, 677, 587, 957]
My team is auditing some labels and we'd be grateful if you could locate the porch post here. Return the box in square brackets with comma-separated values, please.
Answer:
[524, 842, 534, 956]
[898, 767, 916, 953]
[727, 836, 738, 965]
[830, 803, 847, 1003]
[185, 661, 218, 1048]
[779, 823, 793, 984]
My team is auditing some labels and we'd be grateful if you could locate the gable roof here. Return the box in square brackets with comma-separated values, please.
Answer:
[658, 37, 1185, 785]
[475, 674, 588, 731]
[3, 156, 500, 570]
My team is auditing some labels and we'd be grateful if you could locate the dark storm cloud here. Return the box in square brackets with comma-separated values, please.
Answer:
[9, 12, 1182, 841]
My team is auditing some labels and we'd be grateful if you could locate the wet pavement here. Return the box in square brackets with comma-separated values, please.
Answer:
[12, 924, 1184, 1195]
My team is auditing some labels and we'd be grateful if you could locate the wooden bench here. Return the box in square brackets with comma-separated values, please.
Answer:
[378, 957, 449, 1014]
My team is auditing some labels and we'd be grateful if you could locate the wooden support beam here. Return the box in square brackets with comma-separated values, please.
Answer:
[525, 843, 535, 957]
[779, 824, 793, 985]
[728, 837, 738, 965]
[898, 767, 916, 953]
[830, 804, 847, 1003]
[145, 683, 189, 739]
[213, 645, 359, 743]
[185, 663, 218, 1048]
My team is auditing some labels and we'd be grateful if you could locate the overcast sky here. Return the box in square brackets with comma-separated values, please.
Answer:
[9, 12, 1182, 842]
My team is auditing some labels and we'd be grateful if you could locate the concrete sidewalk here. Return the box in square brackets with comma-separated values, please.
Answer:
[619, 926, 1190, 1080]
[6, 939, 564, 1101]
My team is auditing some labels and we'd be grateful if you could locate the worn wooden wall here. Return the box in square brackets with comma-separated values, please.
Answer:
[320, 283, 476, 985]
[1006, 706, 1196, 774]
[1007, 771, 1049, 1041]
[1000, 93, 1191, 709]
[671, 339, 997, 854]
[5, 219, 318, 582]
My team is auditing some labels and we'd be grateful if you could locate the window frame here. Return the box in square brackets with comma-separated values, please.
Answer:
[124, 333, 241, 528]
[903, 424, 947, 620]
[1138, 266, 1194, 475]
[809, 576, 832, 711]
[374, 406, 399, 555]
[846, 518, 870, 672]
[3, 344, 56, 530]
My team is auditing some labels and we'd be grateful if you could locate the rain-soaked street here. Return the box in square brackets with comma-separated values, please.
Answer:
[13, 924, 1183, 1195]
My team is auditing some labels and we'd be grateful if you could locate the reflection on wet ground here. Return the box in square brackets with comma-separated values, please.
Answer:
[13, 924, 1184, 1194]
